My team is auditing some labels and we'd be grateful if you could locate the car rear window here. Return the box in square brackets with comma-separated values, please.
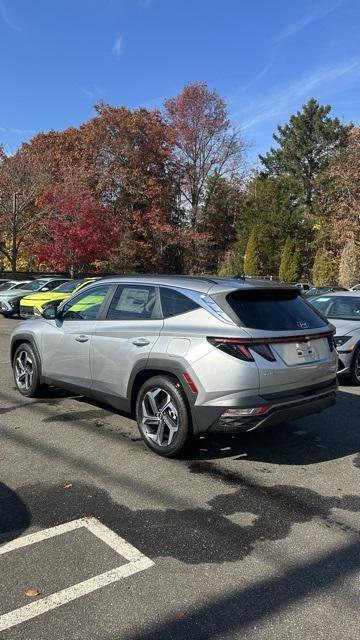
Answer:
[225, 289, 327, 331]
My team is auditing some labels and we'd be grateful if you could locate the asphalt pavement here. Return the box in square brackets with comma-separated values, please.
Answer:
[0, 316, 359, 640]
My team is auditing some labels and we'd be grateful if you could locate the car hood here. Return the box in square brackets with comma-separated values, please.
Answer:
[329, 319, 360, 335]
[0, 288, 35, 300]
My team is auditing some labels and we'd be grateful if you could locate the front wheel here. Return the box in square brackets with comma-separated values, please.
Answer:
[136, 376, 190, 457]
[13, 343, 43, 397]
[349, 347, 360, 385]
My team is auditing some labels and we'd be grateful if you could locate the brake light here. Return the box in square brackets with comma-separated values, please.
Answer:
[207, 337, 275, 362]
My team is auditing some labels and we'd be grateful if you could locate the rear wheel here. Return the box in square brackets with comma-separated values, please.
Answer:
[349, 346, 360, 385]
[13, 343, 43, 397]
[136, 376, 190, 457]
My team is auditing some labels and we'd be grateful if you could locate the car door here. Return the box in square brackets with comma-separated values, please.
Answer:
[90, 284, 163, 403]
[40, 284, 112, 391]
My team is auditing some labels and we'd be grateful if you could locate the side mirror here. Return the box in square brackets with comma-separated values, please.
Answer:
[41, 302, 62, 320]
[41, 287, 50, 292]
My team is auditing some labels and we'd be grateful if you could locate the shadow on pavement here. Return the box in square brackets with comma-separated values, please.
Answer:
[183, 389, 360, 465]
[0, 482, 31, 545]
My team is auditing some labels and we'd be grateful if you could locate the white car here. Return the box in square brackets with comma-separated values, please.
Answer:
[350, 284, 360, 291]
[310, 292, 360, 384]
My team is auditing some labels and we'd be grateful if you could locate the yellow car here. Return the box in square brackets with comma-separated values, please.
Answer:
[20, 278, 98, 318]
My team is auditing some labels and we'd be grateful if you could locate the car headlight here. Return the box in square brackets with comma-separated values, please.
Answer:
[8, 297, 20, 308]
[334, 335, 353, 348]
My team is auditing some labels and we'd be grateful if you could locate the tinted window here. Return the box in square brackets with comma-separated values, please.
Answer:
[226, 289, 327, 331]
[311, 296, 360, 321]
[11, 282, 31, 290]
[106, 285, 157, 320]
[62, 285, 110, 321]
[160, 288, 199, 318]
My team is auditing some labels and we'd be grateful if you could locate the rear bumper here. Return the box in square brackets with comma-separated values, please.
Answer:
[193, 379, 338, 434]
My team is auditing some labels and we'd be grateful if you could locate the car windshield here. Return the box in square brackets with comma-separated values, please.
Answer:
[25, 280, 49, 291]
[10, 282, 31, 290]
[53, 280, 82, 293]
[225, 289, 327, 331]
[0, 281, 14, 291]
[311, 296, 360, 321]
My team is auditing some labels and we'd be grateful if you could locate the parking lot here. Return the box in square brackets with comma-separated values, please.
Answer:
[0, 315, 360, 639]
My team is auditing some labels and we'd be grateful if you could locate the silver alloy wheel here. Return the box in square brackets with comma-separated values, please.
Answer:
[355, 350, 360, 382]
[15, 350, 34, 392]
[141, 387, 179, 447]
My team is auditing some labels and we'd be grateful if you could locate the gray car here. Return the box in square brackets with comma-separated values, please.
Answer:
[310, 292, 360, 384]
[0, 277, 69, 318]
[10, 276, 338, 456]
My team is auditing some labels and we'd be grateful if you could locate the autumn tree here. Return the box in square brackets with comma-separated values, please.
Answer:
[0, 149, 48, 274]
[326, 128, 360, 251]
[32, 185, 119, 277]
[164, 82, 245, 230]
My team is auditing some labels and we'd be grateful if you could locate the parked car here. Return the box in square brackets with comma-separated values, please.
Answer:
[310, 292, 360, 384]
[0, 280, 31, 292]
[305, 286, 348, 299]
[295, 282, 312, 291]
[350, 284, 360, 291]
[20, 277, 99, 318]
[10, 276, 338, 456]
[11, 276, 337, 456]
[0, 277, 69, 318]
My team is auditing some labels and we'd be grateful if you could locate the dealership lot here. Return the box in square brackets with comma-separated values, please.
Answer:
[0, 316, 360, 639]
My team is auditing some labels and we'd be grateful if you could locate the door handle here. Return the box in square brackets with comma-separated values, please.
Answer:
[132, 338, 150, 347]
[75, 335, 89, 343]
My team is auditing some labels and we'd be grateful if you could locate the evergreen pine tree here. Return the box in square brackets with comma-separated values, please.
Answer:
[244, 226, 261, 276]
[338, 239, 360, 288]
[279, 237, 302, 282]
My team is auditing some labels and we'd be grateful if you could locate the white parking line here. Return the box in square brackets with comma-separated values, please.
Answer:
[0, 517, 154, 632]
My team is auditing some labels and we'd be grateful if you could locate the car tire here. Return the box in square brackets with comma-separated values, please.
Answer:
[349, 346, 360, 385]
[136, 375, 191, 457]
[13, 343, 44, 397]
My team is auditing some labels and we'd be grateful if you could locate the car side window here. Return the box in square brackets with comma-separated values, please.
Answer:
[62, 285, 110, 321]
[106, 285, 157, 320]
[160, 288, 199, 318]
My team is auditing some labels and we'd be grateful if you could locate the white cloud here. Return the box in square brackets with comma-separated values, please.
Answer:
[0, 2, 21, 32]
[275, 0, 345, 42]
[113, 35, 123, 57]
[234, 61, 360, 131]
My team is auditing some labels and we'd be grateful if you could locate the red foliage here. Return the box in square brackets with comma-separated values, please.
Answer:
[32, 186, 120, 275]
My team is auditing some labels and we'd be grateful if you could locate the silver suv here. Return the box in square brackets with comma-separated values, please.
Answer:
[10, 276, 338, 456]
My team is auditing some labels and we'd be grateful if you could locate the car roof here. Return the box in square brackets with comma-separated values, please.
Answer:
[97, 275, 297, 295]
[312, 291, 360, 298]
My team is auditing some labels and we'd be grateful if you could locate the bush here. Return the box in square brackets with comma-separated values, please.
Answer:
[338, 239, 360, 288]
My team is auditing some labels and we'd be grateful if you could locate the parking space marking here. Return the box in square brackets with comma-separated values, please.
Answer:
[0, 517, 154, 632]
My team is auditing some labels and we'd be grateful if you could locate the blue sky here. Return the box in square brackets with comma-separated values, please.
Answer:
[1, 0, 359, 163]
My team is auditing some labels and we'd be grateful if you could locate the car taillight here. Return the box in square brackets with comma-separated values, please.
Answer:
[207, 337, 275, 362]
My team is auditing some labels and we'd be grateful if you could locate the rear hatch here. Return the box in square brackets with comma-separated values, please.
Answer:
[219, 288, 336, 395]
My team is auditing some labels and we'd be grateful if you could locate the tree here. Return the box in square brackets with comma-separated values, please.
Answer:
[338, 238, 360, 288]
[260, 98, 350, 219]
[200, 172, 244, 272]
[312, 247, 339, 286]
[235, 174, 302, 276]
[325, 128, 360, 251]
[279, 237, 302, 282]
[0, 150, 48, 274]
[164, 82, 245, 229]
[244, 226, 261, 276]
[32, 185, 119, 277]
